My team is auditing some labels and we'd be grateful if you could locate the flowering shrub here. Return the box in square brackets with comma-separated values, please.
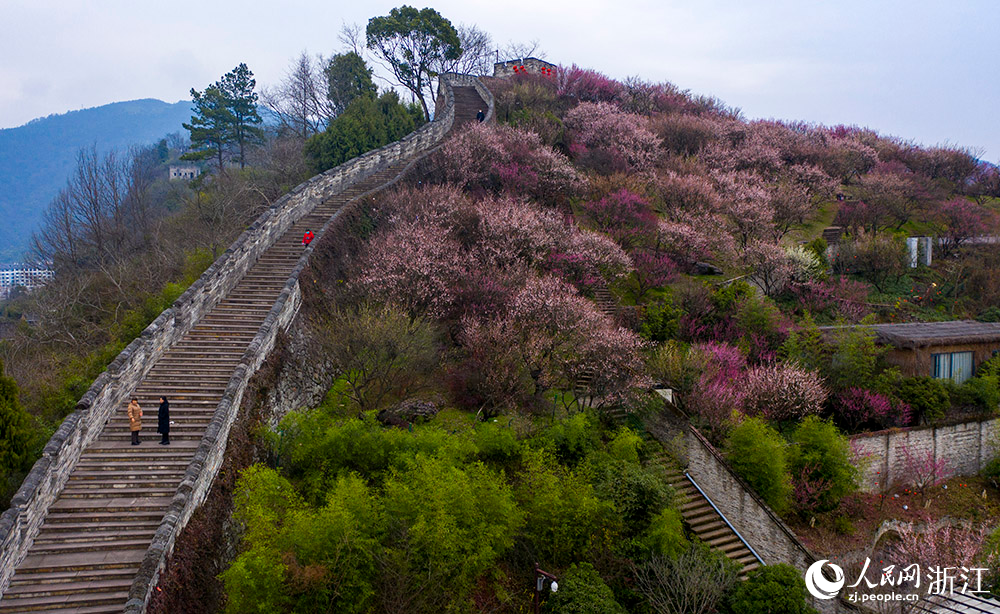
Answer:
[900, 444, 949, 498]
[784, 245, 824, 283]
[790, 276, 870, 323]
[650, 113, 721, 156]
[744, 241, 793, 296]
[434, 122, 584, 204]
[682, 343, 746, 437]
[740, 364, 827, 422]
[835, 388, 912, 431]
[580, 189, 658, 249]
[564, 102, 661, 173]
[555, 65, 624, 103]
[939, 197, 998, 255]
[628, 250, 678, 299]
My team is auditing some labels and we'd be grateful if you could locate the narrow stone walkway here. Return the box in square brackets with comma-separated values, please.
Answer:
[0, 86, 487, 614]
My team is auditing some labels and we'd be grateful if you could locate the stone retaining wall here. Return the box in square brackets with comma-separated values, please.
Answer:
[851, 417, 1000, 492]
[0, 73, 484, 602]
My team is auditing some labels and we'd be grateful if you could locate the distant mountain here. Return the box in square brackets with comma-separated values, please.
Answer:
[0, 99, 192, 262]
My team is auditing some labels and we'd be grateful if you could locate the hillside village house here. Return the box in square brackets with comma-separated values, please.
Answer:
[824, 321, 1000, 385]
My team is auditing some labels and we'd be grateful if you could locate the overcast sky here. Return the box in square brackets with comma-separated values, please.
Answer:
[3, 0, 999, 160]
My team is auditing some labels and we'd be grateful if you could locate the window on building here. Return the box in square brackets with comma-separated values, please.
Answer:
[931, 351, 974, 384]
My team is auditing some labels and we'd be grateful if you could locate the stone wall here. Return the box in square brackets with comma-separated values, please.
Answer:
[652, 411, 857, 613]
[0, 73, 484, 603]
[851, 417, 1000, 492]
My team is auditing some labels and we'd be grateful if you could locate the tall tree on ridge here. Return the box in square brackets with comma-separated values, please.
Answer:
[184, 64, 263, 170]
[366, 6, 462, 121]
[217, 63, 264, 169]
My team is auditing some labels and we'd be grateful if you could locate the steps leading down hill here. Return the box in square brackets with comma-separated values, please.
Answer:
[654, 454, 763, 578]
[0, 85, 488, 614]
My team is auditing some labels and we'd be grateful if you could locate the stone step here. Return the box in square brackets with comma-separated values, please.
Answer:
[35, 520, 161, 535]
[31, 537, 153, 556]
[8, 567, 135, 587]
[3, 576, 132, 599]
[0, 590, 129, 613]
[45, 510, 164, 525]
[49, 496, 173, 514]
[34, 528, 157, 547]
[16, 548, 145, 573]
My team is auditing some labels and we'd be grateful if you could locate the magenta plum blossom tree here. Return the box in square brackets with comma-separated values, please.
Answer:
[434, 122, 584, 204]
[354, 220, 471, 318]
[743, 240, 793, 297]
[651, 172, 720, 218]
[459, 275, 648, 412]
[835, 388, 912, 431]
[899, 444, 949, 500]
[563, 102, 662, 173]
[627, 250, 678, 301]
[891, 521, 992, 572]
[740, 364, 827, 422]
[938, 197, 998, 256]
[580, 189, 658, 250]
[555, 65, 624, 103]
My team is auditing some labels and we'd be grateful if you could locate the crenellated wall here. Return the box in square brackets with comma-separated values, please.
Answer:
[0, 73, 492, 606]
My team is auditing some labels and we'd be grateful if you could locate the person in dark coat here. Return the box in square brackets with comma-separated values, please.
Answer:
[476, 109, 485, 122]
[157, 396, 170, 445]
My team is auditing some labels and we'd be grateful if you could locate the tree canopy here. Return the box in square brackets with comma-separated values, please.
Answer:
[365, 6, 462, 121]
[326, 51, 378, 117]
[183, 63, 263, 170]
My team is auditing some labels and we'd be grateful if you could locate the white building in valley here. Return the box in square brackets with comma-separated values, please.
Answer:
[0, 263, 54, 298]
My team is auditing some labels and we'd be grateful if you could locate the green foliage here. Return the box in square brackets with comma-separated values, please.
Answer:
[643, 507, 688, 558]
[955, 376, 1000, 413]
[646, 340, 699, 393]
[891, 375, 950, 423]
[780, 313, 826, 372]
[365, 5, 462, 120]
[805, 237, 829, 269]
[607, 427, 643, 464]
[473, 420, 522, 467]
[541, 412, 600, 466]
[788, 417, 858, 513]
[304, 91, 423, 173]
[724, 417, 791, 513]
[640, 294, 682, 342]
[727, 563, 818, 614]
[978, 356, 1000, 379]
[319, 303, 438, 411]
[382, 456, 522, 608]
[517, 449, 613, 566]
[542, 562, 626, 614]
[0, 360, 32, 476]
[592, 457, 672, 536]
[825, 318, 885, 392]
[325, 51, 377, 116]
[184, 63, 263, 169]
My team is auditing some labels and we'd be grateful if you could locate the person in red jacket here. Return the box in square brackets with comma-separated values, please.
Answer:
[302, 230, 314, 246]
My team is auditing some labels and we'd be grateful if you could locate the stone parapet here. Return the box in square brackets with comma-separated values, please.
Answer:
[0, 73, 481, 603]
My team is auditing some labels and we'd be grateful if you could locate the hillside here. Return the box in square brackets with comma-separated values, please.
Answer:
[0, 99, 191, 261]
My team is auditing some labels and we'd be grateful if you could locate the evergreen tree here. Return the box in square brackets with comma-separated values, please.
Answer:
[182, 85, 233, 171]
[183, 64, 263, 170]
[325, 51, 378, 117]
[217, 63, 264, 169]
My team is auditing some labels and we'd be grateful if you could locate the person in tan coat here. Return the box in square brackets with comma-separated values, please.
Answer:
[127, 398, 142, 445]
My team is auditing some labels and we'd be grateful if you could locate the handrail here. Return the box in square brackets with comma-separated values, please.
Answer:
[684, 471, 765, 566]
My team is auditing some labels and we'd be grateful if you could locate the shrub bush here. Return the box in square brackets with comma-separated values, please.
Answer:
[727, 563, 818, 614]
[835, 387, 912, 431]
[542, 562, 626, 614]
[955, 376, 1000, 414]
[740, 364, 827, 422]
[788, 417, 859, 514]
[724, 417, 791, 513]
[891, 376, 950, 423]
[634, 542, 740, 614]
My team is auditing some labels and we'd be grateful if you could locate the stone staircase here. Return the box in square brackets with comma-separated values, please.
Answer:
[656, 454, 762, 577]
[0, 86, 487, 614]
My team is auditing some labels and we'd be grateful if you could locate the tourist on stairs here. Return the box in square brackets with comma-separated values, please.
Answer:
[158, 396, 170, 445]
[127, 397, 142, 445]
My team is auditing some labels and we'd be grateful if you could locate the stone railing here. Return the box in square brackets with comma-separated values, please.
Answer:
[0, 73, 482, 602]
[851, 416, 1000, 492]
